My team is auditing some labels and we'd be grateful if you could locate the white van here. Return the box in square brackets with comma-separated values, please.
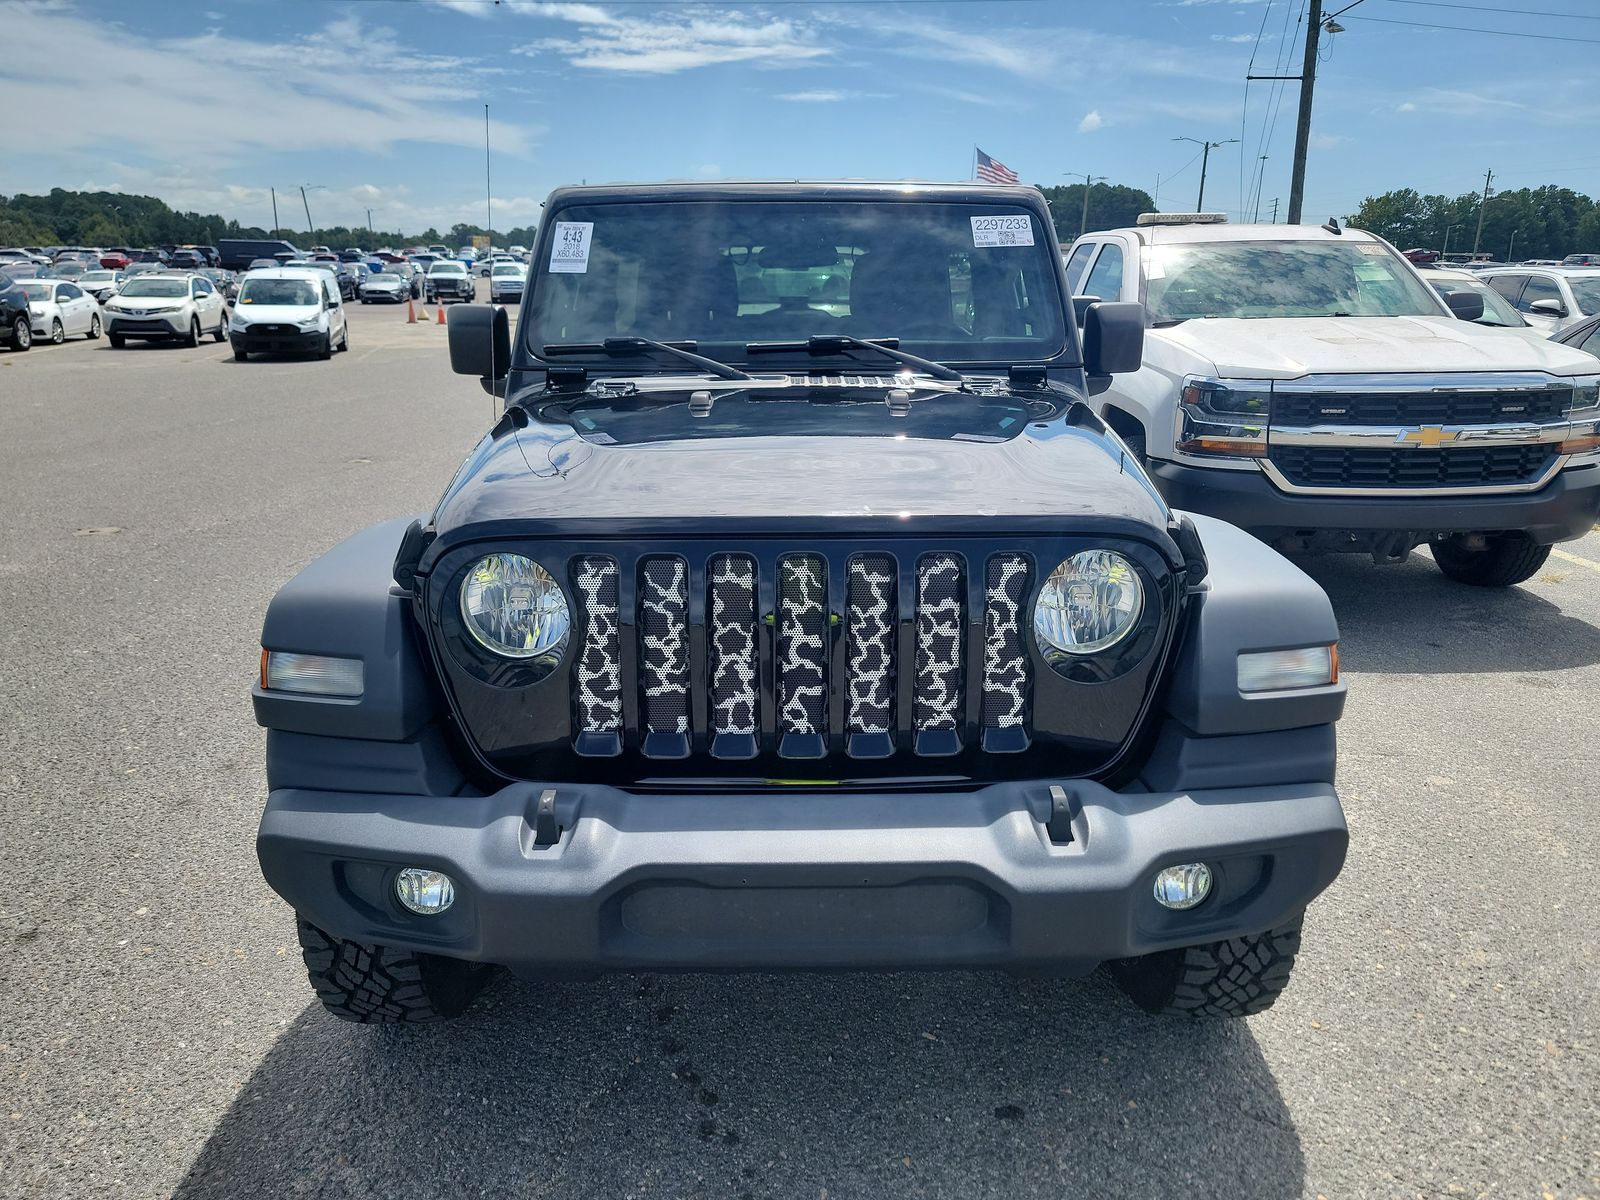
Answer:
[228, 267, 348, 361]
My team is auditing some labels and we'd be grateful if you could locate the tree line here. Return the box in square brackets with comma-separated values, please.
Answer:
[1351, 185, 1600, 260]
[0, 188, 537, 252]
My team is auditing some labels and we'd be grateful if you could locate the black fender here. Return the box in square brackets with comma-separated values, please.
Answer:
[1162, 513, 1346, 737]
[252, 517, 438, 743]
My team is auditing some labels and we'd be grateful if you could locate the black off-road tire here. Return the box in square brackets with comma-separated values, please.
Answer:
[1432, 532, 1552, 588]
[1108, 915, 1304, 1018]
[296, 918, 491, 1024]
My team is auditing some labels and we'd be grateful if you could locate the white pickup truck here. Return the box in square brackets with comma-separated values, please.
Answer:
[1065, 215, 1600, 586]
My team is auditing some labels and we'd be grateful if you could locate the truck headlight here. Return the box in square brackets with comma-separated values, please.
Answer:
[1176, 376, 1271, 459]
[460, 553, 570, 659]
[1034, 551, 1144, 656]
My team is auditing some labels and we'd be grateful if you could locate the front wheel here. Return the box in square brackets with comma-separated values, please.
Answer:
[50, 318, 65, 345]
[213, 318, 227, 343]
[1107, 915, 1304, 1018]
[8, 315, 31, 351]
[185, 317, 200, 348]
[1432, 532, 1551, 588]
[87, 314, 102, 340]
[317, 334, 332, 361]
[296, 918, 491, 1023]
[232, 345, 248, 362]
[109, 334, 124, 349]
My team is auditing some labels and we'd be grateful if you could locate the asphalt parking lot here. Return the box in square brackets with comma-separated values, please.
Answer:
[1, 292, 1596, 1200]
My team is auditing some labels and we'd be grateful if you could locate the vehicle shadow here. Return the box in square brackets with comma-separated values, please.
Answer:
[1294, 549, 1600, 673]
[175, 970, 1302, 1199]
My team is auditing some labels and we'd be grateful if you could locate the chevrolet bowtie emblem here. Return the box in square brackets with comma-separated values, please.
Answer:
[1397, 426, 1460, 448]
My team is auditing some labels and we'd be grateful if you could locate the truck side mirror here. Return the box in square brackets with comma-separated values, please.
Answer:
[448, 303, 511, 386]
[1082, 301, 1145, 376]
[1443, 290, 1484, 322]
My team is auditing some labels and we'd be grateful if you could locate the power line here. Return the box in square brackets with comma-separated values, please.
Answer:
[1383, 0, 1600, 20]
[1345, 13, 1600, 42]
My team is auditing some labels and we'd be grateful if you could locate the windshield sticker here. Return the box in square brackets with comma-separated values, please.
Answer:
[1356, 243, 1389, 256]
[971, 215, 1034, 248]
[550, 222, 594, 273]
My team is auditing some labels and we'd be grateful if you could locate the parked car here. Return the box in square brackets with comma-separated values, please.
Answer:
[333, 263, 363, 301]
[1478, 266, 1600, 335]
[1418, 268, 1540, 336]
[77, 269, 126, 303]
[1064, 214, 1600, 586]
[99, 250, 132, 270]
[14, 278, 103, 343]
[487, 260, 527, 303]
[200, 268, 239, 303]
[228, 268, 348, 360]
[169, 249, 205, 271]
[217, 239, 304, 271]
[0, 277, 33, 351]
[392, 262, 423, 298]
[130, 249, 169, 264]
[102, 271, 228, 347]
[358, 272, 408, 303]
[1550, 313, 1600, 359]
[245, 258, 281, 272]
[43, 260, 91, 281]
[254, 179, 1349, 1026]
[425, 259, 474, 304]
[1561, 253, 1600, 267]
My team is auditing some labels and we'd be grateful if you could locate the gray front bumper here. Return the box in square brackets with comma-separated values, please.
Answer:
[258, 778, 1348, 977]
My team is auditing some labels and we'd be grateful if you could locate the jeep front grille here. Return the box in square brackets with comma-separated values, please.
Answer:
[569, 549, 1035, 761]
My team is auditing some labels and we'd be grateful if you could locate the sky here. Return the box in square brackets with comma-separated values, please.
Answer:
[3, 0, 1599, 235]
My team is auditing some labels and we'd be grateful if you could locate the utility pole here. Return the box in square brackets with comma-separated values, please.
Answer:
[1287, 0, 1323, 225]
[1252, 156, 1269, 222]
[1269, 197, 1280, 224]
[366, 208, 374, 236]
[1443, 223, 1463, 257]
[1064, 173, 1104, 238]
[1173, 137, 1239, 212]
[1470, 168, 1494, 258]
[270, 187, 279, 237]
[300, 186, 315, 241]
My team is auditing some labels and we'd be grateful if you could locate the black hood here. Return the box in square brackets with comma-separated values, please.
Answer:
[429, 376, 1175, 554]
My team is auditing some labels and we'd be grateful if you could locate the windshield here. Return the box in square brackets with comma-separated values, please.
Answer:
[118, 278, 189, 298]
[1429, 276, 1525, 327]
[368, 273, 399, 283]
[1569, 279, 1600, 315]
[17, 281, 53, 301]
[238, 278, 319, 306]
[430, 262, 466, 275]
[80, 272, 116, 284]
[528, 199, 1066, 365]
[1142, 239, 1442, 323]
[492, 264, 523, 276]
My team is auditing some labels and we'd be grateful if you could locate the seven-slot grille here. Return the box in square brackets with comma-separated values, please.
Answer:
[569, 551, 1034, 760]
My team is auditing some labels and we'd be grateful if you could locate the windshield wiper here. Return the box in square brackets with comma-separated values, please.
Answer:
[543, 336, 751, 382]
[744, 334, 965, 383]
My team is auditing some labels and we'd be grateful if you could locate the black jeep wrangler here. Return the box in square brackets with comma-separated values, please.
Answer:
[254, 182, 1348, 1023]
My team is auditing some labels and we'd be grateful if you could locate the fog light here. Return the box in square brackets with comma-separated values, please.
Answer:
[1153, 863, 1212, 910]
[1237, 644, 1338, 693]
[261, 649, 364, 697]
[395, 868, 455, 915]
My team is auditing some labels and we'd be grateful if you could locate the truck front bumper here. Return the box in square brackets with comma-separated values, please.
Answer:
[257, 778, 1347, 977]
[1148, 459, 1600, 548]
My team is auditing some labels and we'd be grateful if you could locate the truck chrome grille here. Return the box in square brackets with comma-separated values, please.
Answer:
[1270, 444, 1556, 489]
[567, 548, 1042, 760]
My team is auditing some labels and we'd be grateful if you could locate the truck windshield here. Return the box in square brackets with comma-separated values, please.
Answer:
[1143, 239, 1443, 323]
[526, 199, 1067, 366]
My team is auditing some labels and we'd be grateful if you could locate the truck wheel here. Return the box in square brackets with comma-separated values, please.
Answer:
[296, 918, 491, 1024]
[1431, 532, 1551, 587]
[1107, 915, 1303, 1018]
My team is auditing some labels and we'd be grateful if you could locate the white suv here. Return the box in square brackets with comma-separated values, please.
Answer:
[104, 272, 227, 348]
[1064, 214, 1600, 587]
[1476, 266, 1600, 335]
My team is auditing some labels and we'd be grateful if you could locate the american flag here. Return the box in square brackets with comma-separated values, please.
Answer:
[975, 147, 1019, 185]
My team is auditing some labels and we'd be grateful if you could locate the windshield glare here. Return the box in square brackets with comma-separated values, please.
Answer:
[119, 278, 189, 298]
[1143, 239, 1442, 322]
[1569, 279, 1600, 314]
[528, 199, 1066, 365]
[18, 282, 53, 300]
[238, 279, 318, 306]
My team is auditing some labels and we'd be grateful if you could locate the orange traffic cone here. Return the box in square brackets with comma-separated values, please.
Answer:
[436, 304, 446, 326]
[406, 299, 416, 323]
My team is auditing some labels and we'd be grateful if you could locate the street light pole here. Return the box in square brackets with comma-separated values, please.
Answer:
[1508, 228, 1519, 263]
[1172, 137, 1240, 212]
[1470, 168, 1494, 258]
[1443, 224, 1463, 257]
[270, 187, 280, 238]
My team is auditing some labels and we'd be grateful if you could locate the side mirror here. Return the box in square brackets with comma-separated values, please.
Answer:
[1444, 290, 1485, 322]
[1529, 298, 1568, 317]
[1082, 301, 1145, 376]
[448, 303, 511, 384]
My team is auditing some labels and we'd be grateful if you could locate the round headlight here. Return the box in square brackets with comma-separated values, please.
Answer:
[459, 553, 570, 659]
[1034, 550, 1144, 656]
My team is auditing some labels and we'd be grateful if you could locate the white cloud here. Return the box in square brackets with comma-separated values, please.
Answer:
[1397, 102, 1418, 113]
[0, 7, 532, 163]
[777, 89, 887, 103]
[1078, 110, 1105, 133]
[1211, 33, 1255, 42]
[514, 5, 827, 74]
[1311, 132, 1351, 149]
